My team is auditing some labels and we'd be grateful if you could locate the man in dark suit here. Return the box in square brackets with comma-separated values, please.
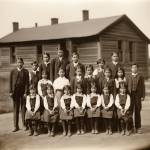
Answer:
[9, 58, 29, 132]
[50, 47, 69, 82]
[126, 63, 145, 134]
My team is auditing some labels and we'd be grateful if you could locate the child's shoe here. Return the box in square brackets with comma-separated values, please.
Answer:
[91, 129, 95, 134]
[51, 130, 55, 137]
[76, 130, 80, 135]
[34, 131, 38, 136]
[28, 129, 33, 136]
[121, 130, 125, 135]
[109, 128, 112, 135]
[95, 129, 99, 134]
[81, 129, 85, 135]
[68, 131, 72, 137]
[125, 130, 130, 136]
[136, 128, 142, 134]
[105, 129, 109, 135]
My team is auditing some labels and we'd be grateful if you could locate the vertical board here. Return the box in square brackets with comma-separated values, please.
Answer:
[0, 49, 1, 66]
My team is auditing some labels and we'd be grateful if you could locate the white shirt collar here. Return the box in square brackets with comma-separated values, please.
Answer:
[33, 70, 37, 74]
[112, 61, 118, 65]
[59, 57, 63, 61]
[64, 94, 71, 97]
[120, 93, 126, 95]
[76, 75, 81, 79]
[132, 73, 138, 76]
[48, 94, 54, 97]
[44, 62, 50, 66]
[106, 77, 109, 81]
[73, 62, 78, 66]
[91, 93, 97, 96]
[41, 79, 48, 81]
[104, 93, 109, 96]
[98, 67, 104, 72]
[17, 67, 23, 72]
[58, 76, 65, 79]
[76, 92, 82, 95]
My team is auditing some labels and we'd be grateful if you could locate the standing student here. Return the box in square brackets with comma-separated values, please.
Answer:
[9, 58, 29, 132]
[39, 53, 50, 80]
[105, 52, 123, 79]
[126, 63, 145, 134]
[87, 82, 101, 134]
[42, 84, 59, 137]
[53, 67, 70, 109]
[70, 65, 86, 95]
[115, 86, 133, 136]
[50, 47, 69, 82]
[101, 85, 114, 135]
[60, 85, 74, 137]
[72, 83, 87, 135]
[66, 52, 85, 81]
[25, 84, 41, 136]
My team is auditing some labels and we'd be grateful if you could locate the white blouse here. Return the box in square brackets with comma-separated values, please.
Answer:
[26, 94, 40, 112]
[115, 94, 130, 110]
[87, 93, 101, 108]
[93, 68, 104, 76]
[101, 94, 114, 108]
[60, 95, 74, 109]
[72, 93, 87, 109]
[44, 94, 58, 111]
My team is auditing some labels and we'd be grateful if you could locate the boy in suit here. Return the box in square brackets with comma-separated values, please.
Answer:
[50, 47, 69, 82]
[9, 58, 29, 132]
[126, 63, 145, 134]
[105, 52, 123, 79]
[66, 52, 85, 81]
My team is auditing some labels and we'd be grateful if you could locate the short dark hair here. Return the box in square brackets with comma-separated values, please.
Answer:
[43, 53, 50, 60]
[17, 58, 24, 63]
[75, 65, 82, 72]
[115, 67, 125, 79]
[72, 52, 79, 57]
[131, 63, 139, 68]
[111, 52, 119, 57]
[97, 58, 105, 64]
[42, 70, 48, 75]
[29, 84, 36, 91]
[57, 47, 65, 51]
[76, 82, 84, 90]
[86, 65, 94, 71]
[104, 67, 112, 73]
[63, 85, 71, 92]
[31, 61, 39, 67]
[58, 67, 65, 73]
[47, 84, 54, 91]
[91, 82, 97, 89]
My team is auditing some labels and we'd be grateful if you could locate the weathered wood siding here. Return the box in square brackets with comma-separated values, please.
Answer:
[100, 19, 148, 77]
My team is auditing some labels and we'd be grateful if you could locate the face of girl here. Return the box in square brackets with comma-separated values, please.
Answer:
[111, 54, 119, 62]
[47, 88, 53, 95]
[30, 89, 36, 95]
[57, 50, 64, 57]
[42, 73, 47, 79]
[131, 65, 138, 74]
[86, 68, 93, 75]
[118, 70, 123, 78]
[72, 55, 79, 63]
[77, 88, 82, 94]
[32, 64, 38, 71]
[91, 87, 97, 93]
[76, 68, 82, 76]
[120, 88, 126, 94]
[43, 54, 49, 63]
[98, 61, 105, 68]
[103, 89, 109, 94]
[64, 89, 70, 95]
[58, 69, 65, 77]
[105, 70, 111, 78]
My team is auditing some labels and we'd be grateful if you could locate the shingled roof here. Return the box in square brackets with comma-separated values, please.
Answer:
[0, 14, 149, 43]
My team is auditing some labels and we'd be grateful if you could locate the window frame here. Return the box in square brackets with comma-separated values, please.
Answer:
[37, 45, 43, 64]
[10, 46, 16, 64]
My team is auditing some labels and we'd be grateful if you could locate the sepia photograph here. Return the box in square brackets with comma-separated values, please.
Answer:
[0, 0, 150, 149]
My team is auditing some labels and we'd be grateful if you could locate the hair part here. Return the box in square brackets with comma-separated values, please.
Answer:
[63, 85, 71, 91]
[111, 52, 119, 57]
[29, 84, 36, 91]
[58, 67, 65, 73]
[75, 65, 82, 72]
[17, 58, 24, 63]
[43, 53, 50, 60]
[31, 61, 39, 67]
[42, 70, 48, 75]
[72, 52, 79, 58]
[86, 65, 94, 71]
[97, 58, 105, 64]
[115, 67, 125, 79]
[47, 84, 54, 91]
[131, 63, 139, 68]
[104, 67, 112, 73]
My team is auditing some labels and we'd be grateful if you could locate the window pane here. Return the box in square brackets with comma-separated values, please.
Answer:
[37, 45, 42, 54]
[10, 47, 16, 64]
[129, 42, 133, 62]
[118, 41, 123, 62]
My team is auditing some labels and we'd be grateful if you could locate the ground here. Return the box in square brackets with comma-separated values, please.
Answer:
[0, 96, 150, 150]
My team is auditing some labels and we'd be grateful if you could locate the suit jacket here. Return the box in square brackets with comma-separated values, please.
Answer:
[70, 76, 86, 95]
[39, 63, 50, 80]
[9, 68, 29, 95]
[98, 77, 116, 99]
[126, 74, 145, 99]
[66, 62, 85, 81]
[105, 62, 123, 79]
[50, 57, 69, 82]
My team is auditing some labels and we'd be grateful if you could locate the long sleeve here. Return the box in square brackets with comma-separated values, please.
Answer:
[124, 95, 130, 110]
[60, 96, 66, 109]
[25, 70, 29, 95]
[50, 59, 55, 83]
[113, 80, 117, 99]
[38, 81, 43, 96]
[44, 96, 49, 110]
[29, 72, 31, 83]
[72, 94, 78, 108]
[66, 64, 70, 79]
[70, 77, 74, 95]
[39, 64, 42, 80]
[140, 76, 145, 98]
[54, 96, 58, 108]
[9, 70, 13, 93]
[26, 96, 31, 111]
[86, 95, 91, 107]
[93, 69, 98, 76]
[70, 96, 74, 108]
[115, 94, 122, 109]
[34, 95, 40, 112]
[82, 95, 87, 109]
[96, 94, 101, 107]
[107, 94, 114, 108]
[101, 95, 105, 108]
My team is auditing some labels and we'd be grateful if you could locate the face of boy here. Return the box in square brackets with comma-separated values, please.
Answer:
[43, 54, 49, 63]
[120, 88, 126, 94]
[47, 88, 53, 95]
[72, 55, 79, 63]
[64, 89, 70, 95]
[58, 69, 65, 77]
[32, 64, 38, 71]
[131, 65, 138, 74]
[103, 89, 109, 94]
[76, 68, 82, 76]
[105, 70, 111, 78]
[57, 50, 64, 57]
[91, 87, 97, 93]
[98, 62, 104, 68]
[42, 73, 47, 79]
[111, 54, 118, 62]
[77, 88, 82, 94]
[17, 60, 23, 69]
[30, 89, 36, 95]
[118, 70, 123, 78]
[87, 68, 93, 75]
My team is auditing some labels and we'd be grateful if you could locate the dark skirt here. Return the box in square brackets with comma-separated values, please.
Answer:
[60, 109, 73, 120]
[25, 110, 41, 120]
[74, 108, 86, 118]
[101, 107, 113, 119]
[117, 109, 133, 122]
[87, 107, 100, 118]
[113, 105, 118, 119]
[42, 109, 59, 123]
[40, 97, 44, 115]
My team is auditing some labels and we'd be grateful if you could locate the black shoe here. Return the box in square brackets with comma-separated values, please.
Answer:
[12, 127, 19, 132]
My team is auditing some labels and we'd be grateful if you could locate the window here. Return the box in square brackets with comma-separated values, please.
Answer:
[129, 42, 134, 62]
[10, 47, 16, 64]
[73, 46, 78, 53]
[117, 40, 123, 62]
[37, 45, 43, 63]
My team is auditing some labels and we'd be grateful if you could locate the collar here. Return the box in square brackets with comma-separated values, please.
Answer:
[58, 76, 65, 79]
[106, 77, 109, 81]
[76, 92, 82, 95]
[112, 61, 118, 65]
[30, 94, 36, 97]
[91, 93, 97, 96]
[17, 67, 23, 72]
[41, 79, 48, 81]
[33, 70, 37, 74]
[44, 62, 50, 65]
[132, 73, 138, 76]
[48, 94, 54, 97]
[120, 93, 126, 95]
[76, 75, 81, 79]
[73, 62, 78, 66]
[59, 57, 63, 61]
[88, 75, 93, 78]
[64, 94, 71, 97]
[104, 94, 109, 96]
[98, 67, 104, 72]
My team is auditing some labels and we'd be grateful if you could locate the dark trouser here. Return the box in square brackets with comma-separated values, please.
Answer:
[13, 86, 26, 127]
[104, 118, 112, 129]
[130, 91, 141, 129]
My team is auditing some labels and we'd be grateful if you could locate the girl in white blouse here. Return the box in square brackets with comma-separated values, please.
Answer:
[72, 82, 87, 135]
[25, 84, 40, 136]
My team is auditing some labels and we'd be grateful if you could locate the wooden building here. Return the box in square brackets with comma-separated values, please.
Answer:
[0, 10, 150, 79]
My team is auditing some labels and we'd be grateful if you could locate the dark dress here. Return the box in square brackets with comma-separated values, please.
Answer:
[42, 95, 59, 123]
[25, 96, 41, 120]
[117, 94, 133, 122]
[60, 98, 74, 120]
[101, 94, 114, 118]
[74, 96, 86, 117]
[30, 71, 39, 88]
[87, 95, 101, 118]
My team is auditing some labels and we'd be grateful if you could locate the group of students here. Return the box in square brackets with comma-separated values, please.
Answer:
[9, 47, 145, 138]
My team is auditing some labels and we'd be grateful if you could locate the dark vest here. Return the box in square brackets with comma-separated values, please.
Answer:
[16, 71, 24, 86]
[46, 95, 54, 110]
[132, 75, 137, 91]
[30, 97, 36, 112]
[90, 96, 98, 105]
[119, 94, 127, 109]
[103, 94, 110, 106]
[41, 84, 47, 96]
[64, 98, 71, 110]
[30, 71, 39, 86]
[75, 96, 83, 107]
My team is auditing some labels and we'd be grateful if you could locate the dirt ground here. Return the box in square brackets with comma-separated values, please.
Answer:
[0, 96, 150, 150]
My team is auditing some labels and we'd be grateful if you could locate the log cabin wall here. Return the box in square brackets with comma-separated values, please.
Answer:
[100, 19, 148, 78]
